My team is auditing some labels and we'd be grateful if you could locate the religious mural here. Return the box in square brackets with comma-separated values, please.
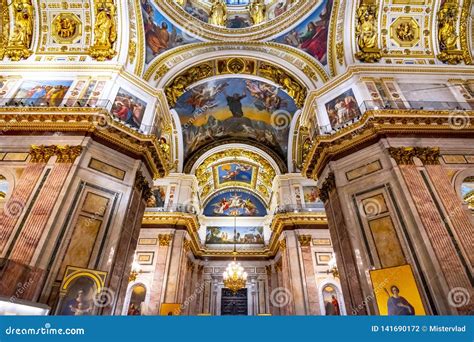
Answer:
[111, 88, 146, 129]
[141, 0, 199, 64]
[370, 265, 426, 316]
[274, 0, 332, 66]
[13, 80, 73, 106]
[214, 162, 256, 187]
[303, 186, 319, 205]
[325, 89, 361, 128]
[203, 189, 267, 216]
[322, 285, 341, 315]
[205, 226, 264, 244]
[147, 186, 167, 208]
[59, 277, 95, 316]
[175, 78, 297, 162]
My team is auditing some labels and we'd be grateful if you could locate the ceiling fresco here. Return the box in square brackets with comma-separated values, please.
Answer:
[203, 188, 268, 217]
[174, 77, 298, 164]
[273, 0, 333, 66]
[141, 0, 201, 66]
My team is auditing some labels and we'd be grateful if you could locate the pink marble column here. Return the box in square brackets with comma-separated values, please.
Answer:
[400, 165, 474, 314]
[148, 234, 172, 314]
[9, 163, 72, 264]
[299, 235, 320, 315]
[0, 162, 47, 254]
[425, 165, 474, 266]
[279, 239, 295, 315]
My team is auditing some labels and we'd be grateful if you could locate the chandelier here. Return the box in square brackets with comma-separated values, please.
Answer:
[223, 215, 247, 293]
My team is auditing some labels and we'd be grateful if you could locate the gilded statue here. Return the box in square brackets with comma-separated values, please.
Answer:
[89, 0, 117, 61]
[208, 0, 227, 27]
[4, 0, 34, 61]
[354, 1, 381, 63]
[248, 0, 266, 26]
[436, 0, 462, 64]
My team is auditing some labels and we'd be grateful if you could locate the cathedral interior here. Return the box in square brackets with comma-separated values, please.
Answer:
[0, 0, 473, 317]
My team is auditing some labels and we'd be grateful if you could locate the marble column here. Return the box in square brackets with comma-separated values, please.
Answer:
[389, 147, 474, 314]
[148, 233, 172, 314]
[163, 230, 186, 304]
[320, 173, 368, 315]
[105, 171, 149, 315]
[0, 146, 82, 301]
[0, 146, 54, 254]
[298, 234, 320, 315]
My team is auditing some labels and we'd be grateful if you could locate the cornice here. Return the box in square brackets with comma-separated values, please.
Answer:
[302, 109, 474, 179]
[0, 108, 169, 178]
[142, 211, 327, 259]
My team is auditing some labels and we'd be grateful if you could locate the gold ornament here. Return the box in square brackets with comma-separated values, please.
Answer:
[298, 235, 312, 247]
[4, 0, 34, 61]
[248, 0, 266, 26]
[354, 0, 381, 63]
[159, 234, 173, 246]
[175, 0, 186, 7]
[89, 0, 117, 61]
[437, 0, 463, 64]
[335, 41, 344, 65]
[208, 0, 227, 27]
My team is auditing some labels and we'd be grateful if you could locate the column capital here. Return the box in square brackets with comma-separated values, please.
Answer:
[29, 145, 56, 163]
[279, 238, 287, 252]
[55, 145, 83, 163]
[158, 234, 173, 246]
[388, 147, 416, 165]
[298, 235, 312, 247]
[183, 239, 192, 252]
[319, 172, 335, 202]
[134, 171, 153, 201]
[388, 147, 440, 165]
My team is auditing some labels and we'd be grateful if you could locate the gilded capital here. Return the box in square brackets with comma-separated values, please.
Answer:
[29, 145, 56, 163]
[55, 145, 83, 163]
[183, 239, 192, 252]
[134, 171, 152, 201]
[158, 234, 173, 246]
[275, 259, 282, 272]
[318, 173, 335, 202]
[279, 238, 287, 252]
[298, 235, 312, 247]
[415, 147, 441, 165]
[388, 147, 416, 165]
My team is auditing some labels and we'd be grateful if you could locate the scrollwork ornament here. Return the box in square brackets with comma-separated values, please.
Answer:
[89, 0, 117, 61]
[354, 0, 381, 63]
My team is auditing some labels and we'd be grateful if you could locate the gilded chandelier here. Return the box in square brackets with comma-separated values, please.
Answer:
[223, 215, 248, 293]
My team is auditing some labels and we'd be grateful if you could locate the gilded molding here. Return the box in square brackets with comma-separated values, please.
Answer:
[0, 109, 169, 179]
[302, 109, 474, 179]
[164, 58, 308, 108]
[158, 234, 173, 246]
[298, 235, 312, 247]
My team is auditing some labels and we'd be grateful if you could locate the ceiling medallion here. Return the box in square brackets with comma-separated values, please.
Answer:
[52, 13, 82, 44]
[390, 17, 420, 48]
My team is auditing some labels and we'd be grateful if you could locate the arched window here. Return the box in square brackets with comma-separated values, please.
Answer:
[461, 176, 474, 211]
[127, 284, 147, 316]
[0, 175, 9, 210]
